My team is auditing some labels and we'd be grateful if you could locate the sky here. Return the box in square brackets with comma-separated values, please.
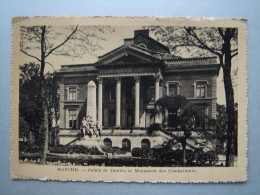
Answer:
[20, 25, 238, 105]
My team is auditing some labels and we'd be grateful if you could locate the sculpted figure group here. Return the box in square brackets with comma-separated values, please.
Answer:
[80, 116, 101, 139]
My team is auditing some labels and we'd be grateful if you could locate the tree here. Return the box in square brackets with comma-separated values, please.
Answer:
[153, 95, 215, 165]
[19, 63, 43, 143]
[19, 63, 60, 145]
[148, 26, 238, 166]
[216, 103, 238, 156]
[20, 25, 114, 164]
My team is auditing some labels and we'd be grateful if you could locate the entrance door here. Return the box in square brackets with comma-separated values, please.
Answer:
[127, 109, 133, 128]
[109, 109, 115, 127]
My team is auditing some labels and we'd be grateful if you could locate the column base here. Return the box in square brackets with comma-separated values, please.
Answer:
[132, 125, 140, 129]
[114, 125, 122, 129]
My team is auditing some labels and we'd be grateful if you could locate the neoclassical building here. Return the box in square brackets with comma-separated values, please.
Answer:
[58, 30, 219, 150]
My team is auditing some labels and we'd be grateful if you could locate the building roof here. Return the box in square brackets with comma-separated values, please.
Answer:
[59, 30, 220, 75]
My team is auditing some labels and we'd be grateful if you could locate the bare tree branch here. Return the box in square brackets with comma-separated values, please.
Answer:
[231, 52, 238, 58]
[20, 49, 41, 62]
[185, 27, 221, 56]
[231, 48, 238, 53]
[218, 28, 225, 39]
[45, 25, 78, 58]
[45, 61, 56, 72]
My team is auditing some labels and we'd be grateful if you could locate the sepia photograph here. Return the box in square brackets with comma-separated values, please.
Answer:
[11, 17, 247, 182]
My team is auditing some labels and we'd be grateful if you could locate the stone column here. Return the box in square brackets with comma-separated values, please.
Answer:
[115, 76, 121, 128]
[154, 74, 160, 123]
[65, 108, 69, 128]
[134, 76, 140, 128]
[97, 77, 103, 128]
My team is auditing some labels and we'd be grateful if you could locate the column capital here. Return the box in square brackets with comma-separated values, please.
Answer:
[154, 73, 161, 82]
[115, 76, 121, 83]
[97, 77, 103, 84]
[134, 76, 140, 83]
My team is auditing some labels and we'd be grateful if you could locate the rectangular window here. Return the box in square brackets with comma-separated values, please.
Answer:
[196, 83, 206, 98]
[69, 88, 77, 101]
[169, 84, 178, 96]
[69, 109, 77, 128]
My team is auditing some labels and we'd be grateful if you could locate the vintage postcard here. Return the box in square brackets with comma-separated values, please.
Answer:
[11, 17, 248, 182]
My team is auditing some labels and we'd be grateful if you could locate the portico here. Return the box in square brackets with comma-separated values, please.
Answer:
[97, 72, 162, 130]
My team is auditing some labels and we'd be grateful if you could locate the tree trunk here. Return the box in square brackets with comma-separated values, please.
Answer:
[222, 41, 235, 167]
[181, 138, 187, 165]
[39, 25, 49, 165]
[40, 96, 49, 164]
[183, 146, 186, 165]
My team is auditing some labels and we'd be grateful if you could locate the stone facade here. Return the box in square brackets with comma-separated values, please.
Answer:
[58, 29, 220, 150]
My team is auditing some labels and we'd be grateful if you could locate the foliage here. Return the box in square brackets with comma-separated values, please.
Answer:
[147, 123, 162, 135]
[48, 145, 103, 155]
[20, 25, 115, 164]
[44, 72, 60, 133]
[152, 141, 177, 163]
[216, 103, 238, 156]
[100, 146, 129, 154]
[153, 95, 215, 165]
[131, 147, 142, 157]
[146, 26, 237, 60]
[19, 63, 60, 144]
[19, 116, 30, 141]
[147, 26, 238, 166]
[131, 147, 154, 159]
[19, 63, 44, 143]
[19, 143, 42, 154]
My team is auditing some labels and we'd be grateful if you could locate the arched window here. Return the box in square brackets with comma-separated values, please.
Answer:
[141, 139, 151, 149]
[122, 138, 131, 151]
[103, 138, 112, 148]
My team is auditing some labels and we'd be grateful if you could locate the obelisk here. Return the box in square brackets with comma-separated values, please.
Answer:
[87, 80, 97, 122]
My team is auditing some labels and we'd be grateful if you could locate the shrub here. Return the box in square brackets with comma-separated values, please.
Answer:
[141, 148, 154, 159]
[205, 151, 218, 165]
[89, 146, 103, 155]
[185, 149, 195, 164]
[49, 145, 71, 154]
[152, 147, 176, 162]
[20, 144, 42, 154]
[132, 147, 142, 157]
[147, 123, 162, 135]
[101, 145, 114, 153]
[71, 145, 89, 154]
[194, 148, 207, 165]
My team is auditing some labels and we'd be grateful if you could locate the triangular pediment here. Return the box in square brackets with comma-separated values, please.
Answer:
[109, 54, 150, 64]
[97, 46, 161, 65]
